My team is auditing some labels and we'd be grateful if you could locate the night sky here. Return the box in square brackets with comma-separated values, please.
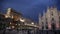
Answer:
[0, 0, 60, 22]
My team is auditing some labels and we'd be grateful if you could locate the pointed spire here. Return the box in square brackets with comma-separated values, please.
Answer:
[6, 8, 12, 18]
[7, 8, 12, 12]
[43, 10, 46, 16]
[39, 13, 41, 17]
[50, 6, 53, 9]
[7, 8, 12, 14]
[46, 6, 50, 13]
[53, 5, 57, 10]
[47, 6, 49, 9]
[53, 5, 56, 8]
[47, 6, 50, 12]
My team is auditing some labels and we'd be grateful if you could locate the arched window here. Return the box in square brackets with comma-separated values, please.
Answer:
[51, 12, 53, 16]
[51, 23, 55, 30]
[46, 25, 48, 29]
[42, 22, 44, 29]
[59, 16, 60, 29]
[46, 18, 48, 29]
[51, 18, 55, 23]
[51, 18, 56, 30]
[59, 16, 60, 23]
[46, 18, 47, 24]
[52, 18, 54, 21]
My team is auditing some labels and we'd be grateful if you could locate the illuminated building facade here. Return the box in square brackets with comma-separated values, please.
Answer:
[39, 6, 60, 30]
[0, 8, 39, 34]
[5, 8, 22, 21]
[4, 8, 23, 30]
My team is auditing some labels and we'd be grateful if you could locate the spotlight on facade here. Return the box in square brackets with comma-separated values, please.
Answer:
[5, 15, 8, 18]
[31, 22, 34, 25]
[12, 26, 15, 28]
[10, 22, 12, 24]
[5, 15, 11, 18]
[11, 16, 13, 19]
[20, 18, 25, 22]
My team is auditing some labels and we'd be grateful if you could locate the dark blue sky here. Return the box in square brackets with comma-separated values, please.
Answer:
[0, 0, 60, 22]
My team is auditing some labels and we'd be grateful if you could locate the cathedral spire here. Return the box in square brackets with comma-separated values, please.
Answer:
[39, 12, 41, 18]
[43, 9, 46, 16]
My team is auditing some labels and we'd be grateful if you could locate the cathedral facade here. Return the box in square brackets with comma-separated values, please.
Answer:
[39, 7, 60, 30]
